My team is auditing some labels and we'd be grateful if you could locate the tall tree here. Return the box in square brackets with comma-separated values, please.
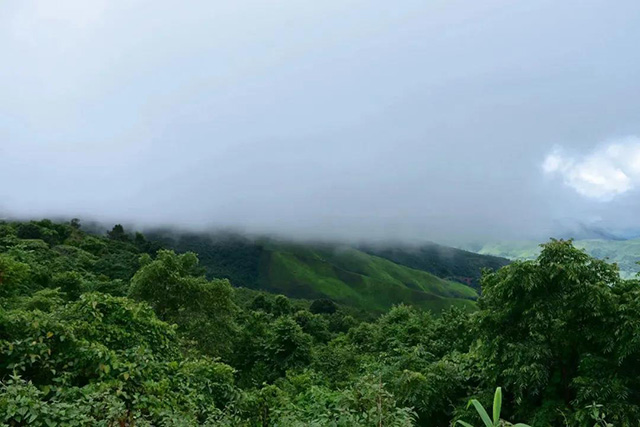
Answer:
[476, 239, 640, 425]
[129, 250, 237, 358]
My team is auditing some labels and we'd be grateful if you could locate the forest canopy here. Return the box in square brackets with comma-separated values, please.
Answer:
[1, 219, 639, 426]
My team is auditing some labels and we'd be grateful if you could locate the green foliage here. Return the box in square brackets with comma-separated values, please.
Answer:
[76, 235, 107, 256]
[456, 387, 530, 427]
[293, 310, 331, 343]
[0, 253, 33, 298]
[0, 290, 237, 425]
[472, 239, 640, 425]
[129, 250, 237, 358]
[4, 220, 640, 426]
[107, 224, 129, 242]
[310, 297, 337, 314]
[147, 231, 264, 288]
[270, 374, 417, 426]
[262, 316, 312, 376]
[51, 271, 86, 300]
[272, 294, 293, 316]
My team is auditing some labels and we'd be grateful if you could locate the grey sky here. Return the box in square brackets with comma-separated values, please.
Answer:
[2, 0, 640, 243]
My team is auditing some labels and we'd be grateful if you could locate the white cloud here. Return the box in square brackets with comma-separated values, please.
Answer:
[543, 137, 640, 201]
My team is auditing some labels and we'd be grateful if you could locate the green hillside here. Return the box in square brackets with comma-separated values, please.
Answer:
[149, 232, 478, 313]
[478, 238, 640, 278]
[360, 242, 509, 290]
[261, 243, 477, 313]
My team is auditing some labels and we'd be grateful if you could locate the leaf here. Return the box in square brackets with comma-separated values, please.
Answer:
[493, 387, 502, 425]
[46, 331, 54, 338]
[469, 399, 493, 427]
[456, 421, 475, 427]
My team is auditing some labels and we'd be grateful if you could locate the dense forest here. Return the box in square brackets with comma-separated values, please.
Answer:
[2, 219, 640, 426]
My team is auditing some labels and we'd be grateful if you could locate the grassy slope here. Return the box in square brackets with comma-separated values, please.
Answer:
[479, 238, 640, 278]
[360, 243, 509, 290]
[149, 232, 479, 313]
[261, 243, 477, 313]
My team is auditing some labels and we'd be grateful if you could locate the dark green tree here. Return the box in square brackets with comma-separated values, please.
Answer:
[51, 271, 86, 300]
[272, 294, 292, 316]
[475, 239, 640, 425]
[129, 250, 237, 358]
[107, 224, 129, 242]
[310, 298, 337, 314]
[261, 316, 312, 378]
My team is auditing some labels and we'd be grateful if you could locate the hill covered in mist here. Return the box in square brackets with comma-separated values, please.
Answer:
[146, 230, 507, 313]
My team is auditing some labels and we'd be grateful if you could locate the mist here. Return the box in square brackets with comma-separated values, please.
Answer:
[2, 0, 640, 245]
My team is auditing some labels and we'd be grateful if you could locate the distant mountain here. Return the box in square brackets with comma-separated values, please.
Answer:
[540, 219, 640, 241]
[476, 241, 543, 260]
[478, 238, 640, 278]
[551, 222, 631, 241]
[147, 231, 501, 313]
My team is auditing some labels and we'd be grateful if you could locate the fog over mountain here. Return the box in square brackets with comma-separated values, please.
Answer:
[2, 0, 640, 244]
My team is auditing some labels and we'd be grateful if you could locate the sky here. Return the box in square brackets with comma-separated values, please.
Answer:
[1, 0, 640, 244]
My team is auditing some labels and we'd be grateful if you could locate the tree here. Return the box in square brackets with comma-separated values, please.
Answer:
[0, 254, 33, 298]
[107, 224, 128, 242]
[129, 250, 237, 358]
[16, 222, 44, 240]
[250, 294, 272, 312]
[272, 294, 292, 316]
[261, 316, 312, 378]
[475, 239, 640, 424]
[51, 271, 86, 300]
[309, 298, 337, 314]
[293, 310, 331, 342]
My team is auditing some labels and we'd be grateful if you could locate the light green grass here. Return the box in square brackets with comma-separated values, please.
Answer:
[261, 243, 477, 313]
